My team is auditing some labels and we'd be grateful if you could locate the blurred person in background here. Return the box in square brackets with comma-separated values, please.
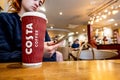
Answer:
[71, 39, 80, 50]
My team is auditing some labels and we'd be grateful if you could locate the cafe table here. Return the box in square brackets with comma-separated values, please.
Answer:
[0, 60, 120, 80]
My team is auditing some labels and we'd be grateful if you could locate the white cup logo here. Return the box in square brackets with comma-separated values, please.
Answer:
[25, 23, 33, 55]
[25, 23, 39, 55]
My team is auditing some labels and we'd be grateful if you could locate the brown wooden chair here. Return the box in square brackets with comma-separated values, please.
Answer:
[68, 43, 95, 61]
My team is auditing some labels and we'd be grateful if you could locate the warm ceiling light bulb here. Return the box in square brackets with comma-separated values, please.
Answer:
[90, 17, 93, 20]
[99, 17, 102, 20]
[58, 34, 61, 36]
[104, 9, 108, 12]
[112, 10, 119, 15]
[108, 11, 111, 15]
[96, 16, 100, 18]
[50, 26, 53, 29]
[59, 12, 63, 15]
[114, 23, 118, 26]
[68, 32, 74, 36]
[90, 21, 94, 25]
[95, 19, 99, 22]
[102, 15, 107, 19]
[83, 29, 85, 31]
[111, 6, 114, 9]
[76, 32, 79, 34]
[88, 21, 91, 24]
[108, 19, 115, 22]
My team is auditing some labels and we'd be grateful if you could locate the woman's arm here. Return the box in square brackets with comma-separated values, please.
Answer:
[0, 13, 22, 62]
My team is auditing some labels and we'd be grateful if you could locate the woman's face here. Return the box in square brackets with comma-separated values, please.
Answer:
[21, 0, 44, 12]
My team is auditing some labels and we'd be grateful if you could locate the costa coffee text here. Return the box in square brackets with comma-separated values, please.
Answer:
[25, 23, 39, 55]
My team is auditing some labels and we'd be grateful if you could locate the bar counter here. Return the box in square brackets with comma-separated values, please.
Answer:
[0, 60, 120, 80]
[97, 44, 120, 51]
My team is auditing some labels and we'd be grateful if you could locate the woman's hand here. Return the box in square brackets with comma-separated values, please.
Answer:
[44, 41, 63, 54]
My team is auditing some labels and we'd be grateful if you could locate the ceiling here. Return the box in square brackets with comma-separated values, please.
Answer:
[43, 0, 120, 32]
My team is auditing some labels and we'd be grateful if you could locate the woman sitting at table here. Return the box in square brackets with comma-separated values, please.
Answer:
[0, 0, 63, 62]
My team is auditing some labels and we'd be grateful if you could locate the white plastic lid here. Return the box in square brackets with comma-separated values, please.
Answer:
[22, 12, 47, 22]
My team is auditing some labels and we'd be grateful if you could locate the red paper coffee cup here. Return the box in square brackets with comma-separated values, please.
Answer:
[21, 12, 47, 67]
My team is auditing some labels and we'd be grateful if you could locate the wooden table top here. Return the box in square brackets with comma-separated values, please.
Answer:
[0, 60, 120, 80]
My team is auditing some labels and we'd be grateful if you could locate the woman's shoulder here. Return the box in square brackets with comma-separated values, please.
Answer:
[0, 12, 11, 16]
[0, 12, 17, 18]
[0, 12, 20, 24]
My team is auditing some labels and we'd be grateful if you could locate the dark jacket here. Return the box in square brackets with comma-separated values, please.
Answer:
[0, 12, 52, 62]
[71, 43, 79, 48]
